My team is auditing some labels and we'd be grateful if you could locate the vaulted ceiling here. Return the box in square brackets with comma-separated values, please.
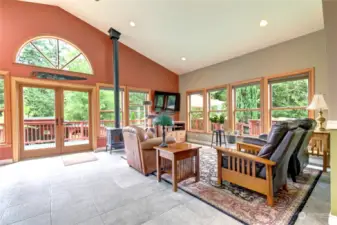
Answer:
[21, 0, 324, 75]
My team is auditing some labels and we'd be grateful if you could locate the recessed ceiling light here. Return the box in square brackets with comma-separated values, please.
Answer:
[129, 21, 136, 27]
[181, 57, 186, 61]
[260, 20, 268, 27]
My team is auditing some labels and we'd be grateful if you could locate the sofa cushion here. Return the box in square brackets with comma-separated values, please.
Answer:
[298, 118, 317, 130]
[256, 123, 288, 160]
[129, 125, 147, 142]
[144, 131, 154, 140]
[256, 143, 274, 159]
[266, 123, 289, 146]
[242, 137, 267, 146]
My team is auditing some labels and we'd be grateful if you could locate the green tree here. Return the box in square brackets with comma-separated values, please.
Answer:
[23, 87, 55, 118]
[17, 38, 92, 74]
[64, 91, 89, 121]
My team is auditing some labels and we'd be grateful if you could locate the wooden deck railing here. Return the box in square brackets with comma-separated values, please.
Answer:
[190, 119, 263, 136]
[0, 119, 148, 145]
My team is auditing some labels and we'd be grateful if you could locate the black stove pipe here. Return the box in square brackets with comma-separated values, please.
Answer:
[108, 28, 121, 128]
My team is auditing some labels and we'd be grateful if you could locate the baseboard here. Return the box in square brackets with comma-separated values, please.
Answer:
[94, 147, 107, 153]
[0, 159, 13, 166]
[330, 213, 337, 225]
[187, 139, 211, 146]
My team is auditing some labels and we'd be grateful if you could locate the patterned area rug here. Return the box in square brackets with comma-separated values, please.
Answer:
[161, 147, 322, 225]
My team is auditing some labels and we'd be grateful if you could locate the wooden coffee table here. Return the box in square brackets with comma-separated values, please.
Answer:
[154, 143, 201, 192]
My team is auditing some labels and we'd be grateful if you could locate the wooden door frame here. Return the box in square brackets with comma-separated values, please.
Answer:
[60, 88, 93, 154]
[11, 76, 97, 161]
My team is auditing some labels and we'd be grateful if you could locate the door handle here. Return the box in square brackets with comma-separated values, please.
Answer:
[55, 118, 59, 126]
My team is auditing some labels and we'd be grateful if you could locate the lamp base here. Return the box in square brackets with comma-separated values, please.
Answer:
[316, 110, 326, 131]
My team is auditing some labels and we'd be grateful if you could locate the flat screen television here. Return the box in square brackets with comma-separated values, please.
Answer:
[154, 91, 180, 112]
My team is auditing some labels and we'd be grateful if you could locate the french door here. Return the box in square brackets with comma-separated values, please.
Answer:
[20, 85, 92, 159]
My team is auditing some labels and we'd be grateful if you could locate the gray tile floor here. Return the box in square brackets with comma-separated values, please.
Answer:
[0, 151, 331, 225]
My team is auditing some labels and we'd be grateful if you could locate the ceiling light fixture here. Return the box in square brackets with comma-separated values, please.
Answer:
[181, 57, 186, 61]
[260, 20, 268, 27]
[129, 21, 136, 27]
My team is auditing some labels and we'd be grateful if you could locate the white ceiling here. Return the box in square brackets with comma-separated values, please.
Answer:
[20, 0, 324, 75]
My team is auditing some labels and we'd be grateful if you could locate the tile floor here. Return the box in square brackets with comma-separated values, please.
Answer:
[0, 151, 331, 225]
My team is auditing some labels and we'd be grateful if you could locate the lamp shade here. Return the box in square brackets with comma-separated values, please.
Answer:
[307, 94, 328, 110]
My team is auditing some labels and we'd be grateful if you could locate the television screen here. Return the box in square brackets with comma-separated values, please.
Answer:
[155, 94, 165, 108]
[154, 91, 180, 112]
[166, 95, 177, 110]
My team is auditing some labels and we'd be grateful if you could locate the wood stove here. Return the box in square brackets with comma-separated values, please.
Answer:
[106, 27, 124, 152]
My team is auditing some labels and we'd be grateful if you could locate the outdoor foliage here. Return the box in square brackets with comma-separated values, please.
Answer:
[22, 88, 89, 121]
[16, 37, 92, 74]
[235, 84, 260, 124]
[190, 79, 309, 129]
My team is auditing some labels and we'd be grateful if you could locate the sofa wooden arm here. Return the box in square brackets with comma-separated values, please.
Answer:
[236, 142, 263, 155]
[216, 146, 276, 166]
[216, 146, 275, 206]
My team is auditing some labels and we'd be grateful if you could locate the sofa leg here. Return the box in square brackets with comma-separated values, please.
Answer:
[267, 195, 274, 206]
[267, 194, 274, 206]
[283, 184, 288, 192]
[217, 150, 222, 185]
[291, 173, 297, 183]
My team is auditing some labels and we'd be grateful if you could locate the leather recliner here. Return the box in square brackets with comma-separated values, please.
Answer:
[122, 125, 175, 175]
[217, 125, 306, 206]
[239, 119, 316, 182]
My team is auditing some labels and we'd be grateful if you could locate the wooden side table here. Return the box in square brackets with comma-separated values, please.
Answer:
[154, 143, 201, 192]
[309, 131, 330, 172]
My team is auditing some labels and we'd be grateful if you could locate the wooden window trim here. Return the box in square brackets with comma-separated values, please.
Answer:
[233, 81, 262, 136]
[206, 85, 228, 133]
[267, 68, 314, 129]
[0, 71, 11, 145]
[186, 89, 206, 132]
[185, 67, 315, 135]
[96, 83, 126, 137]
[15, 36, 94, 75]
[127, 87, 150, 127]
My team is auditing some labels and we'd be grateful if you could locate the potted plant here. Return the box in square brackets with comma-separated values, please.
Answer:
[210, 114, 220, 130]
[153, 113, 174, 147]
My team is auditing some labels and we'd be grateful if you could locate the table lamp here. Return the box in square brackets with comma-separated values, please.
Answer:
[307, 94, 328, 131]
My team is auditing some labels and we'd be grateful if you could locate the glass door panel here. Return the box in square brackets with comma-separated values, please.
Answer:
[23, 87, 57, 151]
[63, 90, 90, 147]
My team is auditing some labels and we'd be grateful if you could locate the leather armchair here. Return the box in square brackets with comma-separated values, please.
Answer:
[122, 126, 175, 175]
[237, 119, 316, 182]
[287, 119, 316, 181]
[217, 125, 306, 206]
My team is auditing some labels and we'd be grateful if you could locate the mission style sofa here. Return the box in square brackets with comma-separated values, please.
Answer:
[238, 119, 316, 182]
[216, 121, 307, 206]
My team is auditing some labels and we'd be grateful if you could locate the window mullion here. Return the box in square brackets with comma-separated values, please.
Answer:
[30, 42, 57, 68]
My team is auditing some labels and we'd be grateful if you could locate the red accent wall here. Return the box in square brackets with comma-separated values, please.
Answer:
[0, 0, 179, 159]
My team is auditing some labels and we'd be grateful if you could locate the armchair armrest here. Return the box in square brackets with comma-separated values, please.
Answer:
[141, 137, 175, 150]
[236, 142, 263, 155]
[216, 146, 276, 166]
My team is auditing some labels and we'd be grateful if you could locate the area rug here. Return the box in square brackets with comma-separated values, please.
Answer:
[160, 147, 322, 225]
[62, 152, 98, 166]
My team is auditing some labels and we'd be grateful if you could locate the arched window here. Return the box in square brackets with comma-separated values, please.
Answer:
[16, 37, 93, 75]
